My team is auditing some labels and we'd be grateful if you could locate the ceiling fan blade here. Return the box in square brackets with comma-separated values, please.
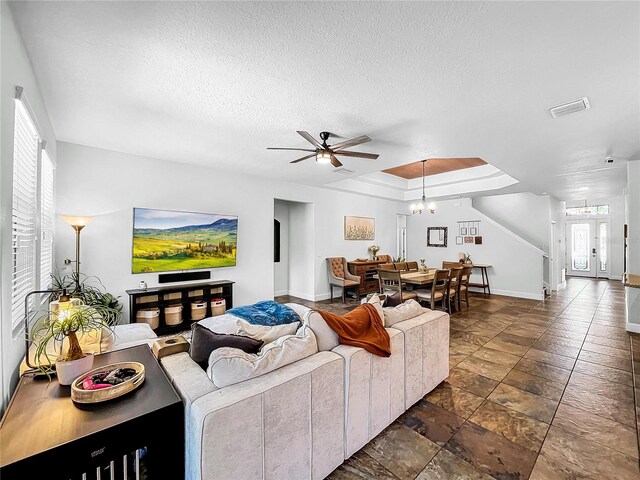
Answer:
[330, 155, 343, 168]
[290, 153, 317, 164]
[329, 135, 371, 151]
[333, 150, 379, 160]
[267, 147, 316, 152]
[297, 131, 323, 149]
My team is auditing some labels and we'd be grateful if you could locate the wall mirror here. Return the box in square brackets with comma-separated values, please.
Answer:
[427, 227, 448, 247]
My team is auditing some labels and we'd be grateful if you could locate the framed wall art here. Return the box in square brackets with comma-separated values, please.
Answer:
[344, 216, 375, 240]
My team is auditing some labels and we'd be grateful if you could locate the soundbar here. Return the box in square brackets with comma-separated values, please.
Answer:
[158, 270, 211, 284]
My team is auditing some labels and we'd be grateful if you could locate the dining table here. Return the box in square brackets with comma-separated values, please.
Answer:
[397, 269, 437, 286]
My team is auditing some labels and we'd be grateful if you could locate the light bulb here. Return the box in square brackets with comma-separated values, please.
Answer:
[316, 151, 332, 164]
[428, 202, 437, 214]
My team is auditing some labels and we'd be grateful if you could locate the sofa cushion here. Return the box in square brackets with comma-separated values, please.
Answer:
[207, 325, 319, 388]
[198, 313, 299, 345]
[382, 299, 424, 327]
[190, 323, 263, 369]
[305, 310, 340, 352]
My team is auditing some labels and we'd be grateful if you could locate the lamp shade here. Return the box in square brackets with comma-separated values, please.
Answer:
[60, 215, 95, 227]
[316, 151, 332, 164]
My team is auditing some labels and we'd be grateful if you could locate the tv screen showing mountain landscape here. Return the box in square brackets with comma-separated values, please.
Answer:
[132, 208, 238, 273]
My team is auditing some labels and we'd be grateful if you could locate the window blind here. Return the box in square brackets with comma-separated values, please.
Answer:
[40, 149, 55, 290]
[11, 99, 40, 330]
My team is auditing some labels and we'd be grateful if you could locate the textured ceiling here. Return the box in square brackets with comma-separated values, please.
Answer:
[9, 1, 640, 201]
[383, 158, 487, 179]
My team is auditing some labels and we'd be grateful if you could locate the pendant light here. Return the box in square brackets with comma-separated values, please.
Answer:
[410, 160, 436, 214]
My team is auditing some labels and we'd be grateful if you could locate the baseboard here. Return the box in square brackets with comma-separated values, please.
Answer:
[609, 275, 622, 281]
[555, 281, 566, 291]
[626, 322, 640, 334]
[287, 289, 316, 302]
[469, 287, 544, 301]
[274, 290, 289, 297]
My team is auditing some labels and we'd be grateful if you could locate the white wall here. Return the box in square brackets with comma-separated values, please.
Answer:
[473, 192, 550, 252]
[288, 202, 315, 300]
[626, 162, 640, 274]
[548, 196, 566, 290]
[54, 142, 406, 318]
[0, 2, 58, 411]
[273, 200, 290, 296]
[406, 198, 545, 300]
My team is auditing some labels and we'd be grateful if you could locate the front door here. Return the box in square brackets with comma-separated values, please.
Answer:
[565, 219, 610, 278]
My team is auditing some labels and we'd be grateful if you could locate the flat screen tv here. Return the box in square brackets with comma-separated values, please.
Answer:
[132, 207, 238, 274]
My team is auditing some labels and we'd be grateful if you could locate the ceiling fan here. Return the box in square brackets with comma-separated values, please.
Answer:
[268, 131, 379, 167]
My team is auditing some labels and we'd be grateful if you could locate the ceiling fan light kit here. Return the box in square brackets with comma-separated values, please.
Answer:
[316, 151, 332, 164]
[268, 130, 379, 168]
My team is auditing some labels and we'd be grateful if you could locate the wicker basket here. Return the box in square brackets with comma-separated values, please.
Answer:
[136, 308, 160, 330]
[164, 304, 183, 326]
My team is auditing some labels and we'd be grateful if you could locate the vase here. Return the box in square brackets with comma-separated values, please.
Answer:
[56, 354, 94, 386]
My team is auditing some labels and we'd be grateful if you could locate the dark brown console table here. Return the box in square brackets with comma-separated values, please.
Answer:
[0, 345, 183, 480]
[126, 280, 234, 335]
[347, 260, 385, 296]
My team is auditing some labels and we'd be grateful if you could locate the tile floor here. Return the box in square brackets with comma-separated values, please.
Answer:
[280, 278, 640, 480]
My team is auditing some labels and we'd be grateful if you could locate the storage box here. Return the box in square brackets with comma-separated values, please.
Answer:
[191, 302, 207, 321]
[136, 308, 160, 330]
[210, 298, 226, 317]
[164, 304, 183, 326]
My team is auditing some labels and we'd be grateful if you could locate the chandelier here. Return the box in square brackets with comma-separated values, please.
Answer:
[410, 160, 436, 214]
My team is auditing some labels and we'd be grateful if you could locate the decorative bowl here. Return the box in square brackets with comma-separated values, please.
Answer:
[70, 361, 145, 404]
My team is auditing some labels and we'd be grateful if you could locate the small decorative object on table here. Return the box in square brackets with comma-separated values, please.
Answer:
[368, 244, 380, 259]
[419, 258, 427, 272]
[71, 361, 145, 404]
[464, 253, 473, 264]
[139, 280, 148, 290]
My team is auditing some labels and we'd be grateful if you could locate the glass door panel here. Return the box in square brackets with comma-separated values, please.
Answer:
[566, 220, 596, 277]
[571, 223, 590, 271]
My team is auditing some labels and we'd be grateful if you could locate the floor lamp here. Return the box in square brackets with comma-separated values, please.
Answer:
[60, 215, 95, 292]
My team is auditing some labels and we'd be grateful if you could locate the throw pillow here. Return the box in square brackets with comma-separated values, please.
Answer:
[382, 299, 425, 327]
[189, 323, 263, 369]
[305, 310, 340, 351]
[366, 294, 385, 323]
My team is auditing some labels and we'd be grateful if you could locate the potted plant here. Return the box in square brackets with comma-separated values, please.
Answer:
[33, 271, 122, 384]
[368, 244, 380, 260]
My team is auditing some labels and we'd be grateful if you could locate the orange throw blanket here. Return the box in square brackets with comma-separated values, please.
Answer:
[316, 303, 391, 357]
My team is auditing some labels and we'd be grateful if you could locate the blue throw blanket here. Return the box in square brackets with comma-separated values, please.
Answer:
[227, 301, 301, 326]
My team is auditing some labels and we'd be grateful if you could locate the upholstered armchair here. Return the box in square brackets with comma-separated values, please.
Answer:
[375, 254, 393, 263]
[326, 257, 361, 303]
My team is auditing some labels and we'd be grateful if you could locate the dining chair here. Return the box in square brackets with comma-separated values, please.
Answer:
[378, 262, 395, 271]
[375, 254, 393, 263]
[394, 261, 408, 271]
[378, 269, 417, 306]
[442, 261, 463, 269]
[405, 261, 419, 271]
[415, 269, 449, 311]
[459, 265, 473, 309]
[447, 267, 464, 313]
[326, 257, 361, 303]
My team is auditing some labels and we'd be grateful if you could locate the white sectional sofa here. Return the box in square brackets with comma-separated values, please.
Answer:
[160, 302, 449, 480]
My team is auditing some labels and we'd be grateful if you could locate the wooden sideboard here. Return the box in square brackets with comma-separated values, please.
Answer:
[348, 260, 385, 296]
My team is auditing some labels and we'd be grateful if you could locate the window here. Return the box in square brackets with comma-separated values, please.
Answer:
[566, 204, 609, 216]
[40, 149, 55, 289]
[11, 92, 55, 330]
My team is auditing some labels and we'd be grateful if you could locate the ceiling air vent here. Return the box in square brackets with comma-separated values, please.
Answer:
[548, 97, 590, 118]
[333, 167, 354, 175]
